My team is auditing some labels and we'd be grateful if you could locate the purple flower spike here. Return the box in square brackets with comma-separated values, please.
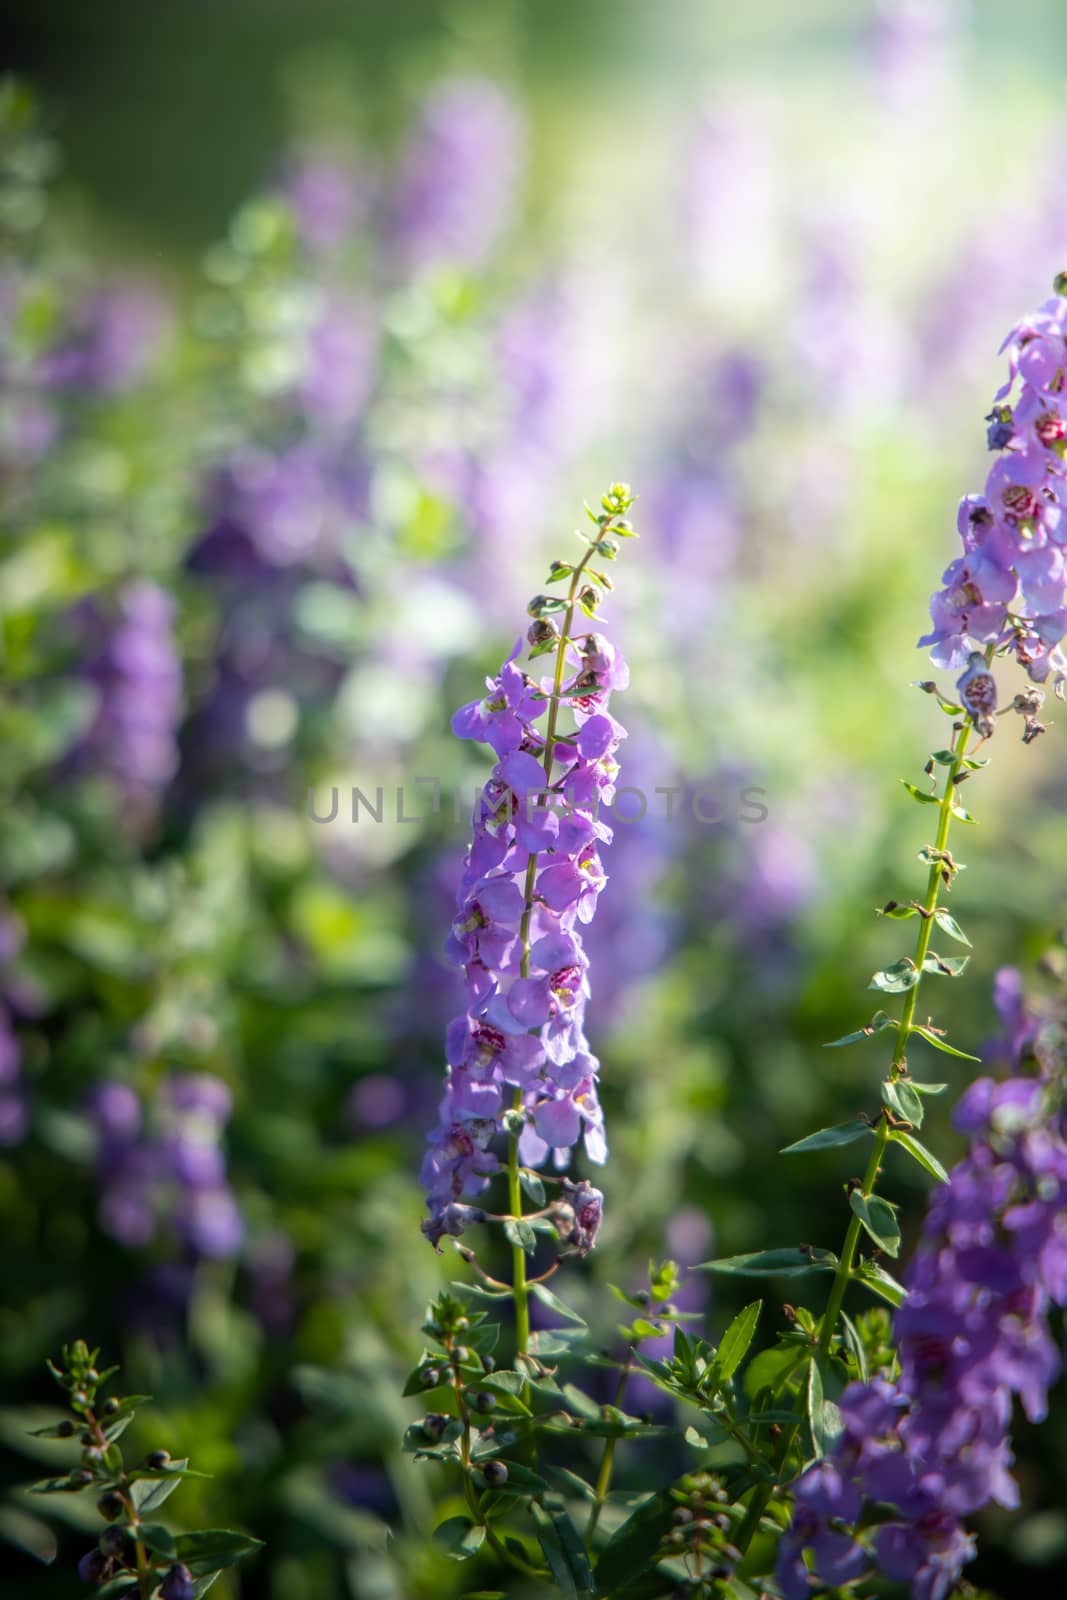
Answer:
[422, 487, 635, 1248]
[921, 275, 1067, 695]
[780, 969, 1067, 1600]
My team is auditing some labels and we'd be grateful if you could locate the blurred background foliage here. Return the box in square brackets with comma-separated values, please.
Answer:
[3, 1, 1067, 1595]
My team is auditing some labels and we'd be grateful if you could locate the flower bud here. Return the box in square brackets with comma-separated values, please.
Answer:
[419, 1365, 441, 1388]
[578, 585, 599, 612]
[102, 1397, 120, 1417]
[99, 1526, 127, 1556]
[483, 1459, 509, 1487]
[77, 1548, 110, 1585]
[146, 1449, 171, 1469]
[97, 1491, 125, 1522]
[472, 1391, 495, 1413]
[56, 1419, 75, 1438]
[595, 537, 619, 559]
[527, 618, 560, 650]
[159, 1565, 196, 1600]
[421, 1413, 448, 1439]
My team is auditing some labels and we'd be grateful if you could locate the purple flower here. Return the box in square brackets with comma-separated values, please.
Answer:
[79, 580, 183, 823]
[921, 279, 1067, 692]
[387, 78, 523, 274]
[422, 491, 634, 1247]
[781, 1017, 1067, 1600]
[87, 1072, 242, 1260]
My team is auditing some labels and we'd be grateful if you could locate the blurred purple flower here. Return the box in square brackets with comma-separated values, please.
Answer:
[388, 77, 523, 274]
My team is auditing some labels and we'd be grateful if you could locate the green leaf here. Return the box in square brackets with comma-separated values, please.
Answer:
[855, 1262, 907, 1307]
[781, 1120, 873, 1155]
[889, 1129, 949, 1183]
[881, 1077, 924, 1127]
[807, 1357, 844, 1460]
[714, 1301, 762, 1381]
[596, 1493, 674, 1591]
[138, 1523, 176, 1560]
[519, 1170, 546, 1207]
[531, 1501, 595, 1599]
[543, 1464, 597, 1502]
[869, 958, 918, 994]
[172, 1530, 264, 1577]
[699, 1247, 838, 1279]
[130, 1460, 195, 1514]
[824, 1011, 896, 1048]
[922, 953, 969, 978]
[432, 1516, 486, 1561]
[849, 1192, 901, 1257]
[744, 1340, 810, 1401]
[840, 1312, 869, 1384]
[28, 1476, 96, 1495]
[502, 1218, 537, 1254]
[900, 780, 941, 805]
[950, 800, 977, 823]
[933, 909, 971, 947]
[910, 1026, 980, 1062]
[910, 1080, 949, 1095]
[530, 1282, 587, 1326]
[879, 902, 918, 919]
[93, 1580, 139, 1600]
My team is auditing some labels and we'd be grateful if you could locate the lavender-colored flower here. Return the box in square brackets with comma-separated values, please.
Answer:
[780, 1045, 1067, 1599]
[422, 492, 634, 1248]
[387, 77, 523, 275]
[283, 151, 370, 257]
[920, 278, 1067, 689]
[80, 579, 183, 819]
[87, 1073, 242, 1260]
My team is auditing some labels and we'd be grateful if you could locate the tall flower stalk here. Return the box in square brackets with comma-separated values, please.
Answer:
[421, 483, 635, 1295]
[723, 275, 1067, 1588]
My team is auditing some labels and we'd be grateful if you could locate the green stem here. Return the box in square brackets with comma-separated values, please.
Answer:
[586, 1343, 636, 1540]
[507, 1090, 531, 1363]
[735, 718, 976, 1563]
[816, 719, 972, 1359]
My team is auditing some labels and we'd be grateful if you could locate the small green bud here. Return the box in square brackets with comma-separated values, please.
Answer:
[595, 537, 619, 559]
[97, 1491, 125, 1522]
[578, 585, 599, 612]
[451, 1346, 471, 1366]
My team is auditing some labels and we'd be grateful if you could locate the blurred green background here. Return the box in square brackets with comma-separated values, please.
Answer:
[3, 2, 1067, 1596]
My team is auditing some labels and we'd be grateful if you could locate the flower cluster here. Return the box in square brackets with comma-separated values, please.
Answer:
[421, 486, 634, 1247]
[781, 1056, 1067, 1600]
[921, 276, 1067, 689]
[87, 1074, 242, 1260]
[80, 580, 183, 822]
